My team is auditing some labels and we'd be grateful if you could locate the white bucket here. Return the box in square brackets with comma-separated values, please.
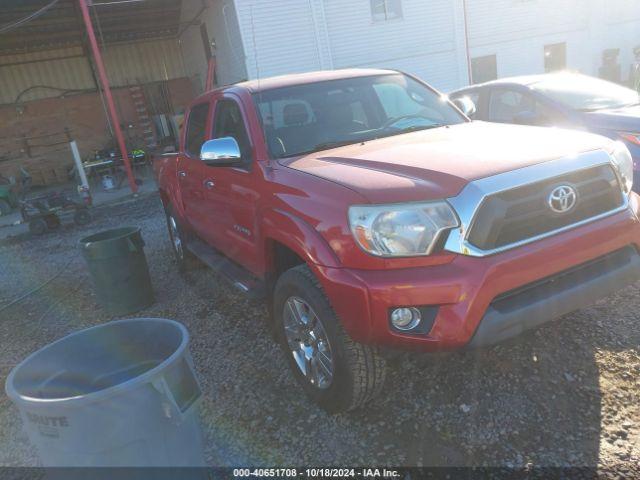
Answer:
[101, 175, 115, 191]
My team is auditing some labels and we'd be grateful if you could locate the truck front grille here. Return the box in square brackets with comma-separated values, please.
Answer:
[467, 164, 624, 252]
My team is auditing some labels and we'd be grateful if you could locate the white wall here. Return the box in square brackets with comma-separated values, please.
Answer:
[221, 0, 640, 92]
[599, 0, 640, 81]
[234, 0, 326, 79]
[321, 0, 467, 91]
[179, 0, 247, 93]
[234, 0, 469, 91]
[467, 0, 640, 82]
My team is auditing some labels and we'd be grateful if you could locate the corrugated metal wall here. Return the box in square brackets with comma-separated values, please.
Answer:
[103, 39, 186, 86]
[0, 39, 187, 105]
[0, 46, 94, 104]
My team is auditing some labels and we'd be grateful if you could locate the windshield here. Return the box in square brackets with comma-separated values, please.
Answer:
[253, 74, 466, 158]
[531, 74, 640, 111]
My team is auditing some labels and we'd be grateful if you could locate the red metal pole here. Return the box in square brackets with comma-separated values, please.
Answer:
[78, 0, 137, 193]
[205, 56, 216, 91]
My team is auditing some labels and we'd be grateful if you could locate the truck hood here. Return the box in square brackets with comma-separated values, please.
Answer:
[281, 121, 612, 203]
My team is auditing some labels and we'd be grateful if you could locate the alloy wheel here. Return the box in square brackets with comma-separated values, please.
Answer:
[283, 296, 334, 389]
[168, 216, 184, 260]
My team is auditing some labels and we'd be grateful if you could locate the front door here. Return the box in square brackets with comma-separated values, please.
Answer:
[203, 95, 261, 274]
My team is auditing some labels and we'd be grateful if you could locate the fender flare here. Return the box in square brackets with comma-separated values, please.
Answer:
[262, 208, 341, 269]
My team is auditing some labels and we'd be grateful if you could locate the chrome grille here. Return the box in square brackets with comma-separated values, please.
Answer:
[466, 164, 624, 252]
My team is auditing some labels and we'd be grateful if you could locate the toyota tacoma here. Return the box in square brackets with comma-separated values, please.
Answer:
[155, 69, 640, 412]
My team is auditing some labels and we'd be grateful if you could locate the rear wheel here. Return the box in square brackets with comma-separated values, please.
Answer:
[274, 264, 387, 413]
[165, 207, 198, 272]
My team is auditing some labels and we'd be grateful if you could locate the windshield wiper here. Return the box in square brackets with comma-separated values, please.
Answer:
[376, 124, 445, 139]
[313, 140, 363, 151]
[282, 125, 447, 158]
[289, 140, 364, 157]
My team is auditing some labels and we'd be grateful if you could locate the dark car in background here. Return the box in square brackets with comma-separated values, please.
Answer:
[450, 73, 640, 187]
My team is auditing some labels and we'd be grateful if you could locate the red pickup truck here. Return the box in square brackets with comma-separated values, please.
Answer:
[155, 69, 640, 412]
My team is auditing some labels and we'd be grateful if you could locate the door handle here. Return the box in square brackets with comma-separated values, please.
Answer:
[178, 171, 187, 178]
[204, 180, 215, 189]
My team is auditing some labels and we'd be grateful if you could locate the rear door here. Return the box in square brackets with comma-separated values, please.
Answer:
[177, 101, 213, 241]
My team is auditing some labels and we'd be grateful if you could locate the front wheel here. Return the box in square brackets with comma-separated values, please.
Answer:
[274, 264, 387, 413]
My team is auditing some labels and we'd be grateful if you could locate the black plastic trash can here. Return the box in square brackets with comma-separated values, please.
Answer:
[79, 227, 154, 316]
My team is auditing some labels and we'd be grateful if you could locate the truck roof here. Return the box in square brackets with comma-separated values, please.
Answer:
[197, 68, 399, 100]
[452, 72, 587, 93]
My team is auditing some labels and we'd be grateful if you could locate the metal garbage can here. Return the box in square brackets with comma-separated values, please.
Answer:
[5, 318, 205, 467]
[79, 227, 154, 316]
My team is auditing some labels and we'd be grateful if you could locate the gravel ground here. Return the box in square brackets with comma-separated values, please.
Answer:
[0, 193, 638, 472]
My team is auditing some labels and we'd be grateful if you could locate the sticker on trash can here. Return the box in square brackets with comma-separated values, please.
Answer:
[26, 412, 69, 438]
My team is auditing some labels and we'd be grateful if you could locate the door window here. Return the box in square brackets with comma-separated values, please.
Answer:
[489, 90, 534, 123]
[212, 99, 253, 166]
[489, 89, 564, 125]
[185, 103, 209, 157]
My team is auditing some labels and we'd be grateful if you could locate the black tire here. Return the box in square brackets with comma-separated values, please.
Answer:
[74, 208, 91, 226]
[0, 199, 11, 216]
[29, 218, 48, 235]
[274, 264, 387, 413]
[165, 206, 198, 272]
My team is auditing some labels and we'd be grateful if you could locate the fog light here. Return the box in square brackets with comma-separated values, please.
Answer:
[390, 307, 422, 331]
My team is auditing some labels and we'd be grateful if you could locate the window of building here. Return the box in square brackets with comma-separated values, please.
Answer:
[544, 43, 566, 72]
[212, 99, 252, 164]
[185, 102, 209, 157]
[471, 55, 498, 84]
[371, 0, 402, 22]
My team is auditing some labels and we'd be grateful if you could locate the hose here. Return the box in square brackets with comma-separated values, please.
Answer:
[0, 257, 76, 314]
[0, 0, 61, 35]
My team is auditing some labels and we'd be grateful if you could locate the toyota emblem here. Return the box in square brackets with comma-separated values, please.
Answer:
[548, 185, 577, 213]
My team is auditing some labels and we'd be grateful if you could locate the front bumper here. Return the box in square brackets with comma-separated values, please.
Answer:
[316, 194, 640, 352]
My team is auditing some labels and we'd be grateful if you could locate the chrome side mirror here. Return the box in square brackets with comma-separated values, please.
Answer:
[452, 96, 477, 118]
[200, 137, 242, 166]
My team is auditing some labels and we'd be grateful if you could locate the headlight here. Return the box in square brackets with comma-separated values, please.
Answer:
[610, 141, 634, 194]
[348, 201, 459, 257]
